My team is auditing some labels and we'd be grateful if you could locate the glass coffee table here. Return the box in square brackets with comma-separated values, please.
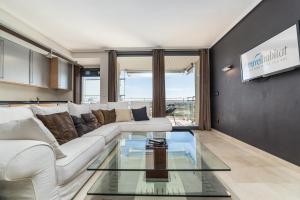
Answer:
[87, 131, 231, 198]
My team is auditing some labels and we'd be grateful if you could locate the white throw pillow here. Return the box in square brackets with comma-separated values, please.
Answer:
[0, 107, 34, 124]
[115, 109, 132, 122]
[0, 118, 66, 159]
[67, 102, 90, 117]
[90, 103, 108, 111]
[31, 104, 68, 115]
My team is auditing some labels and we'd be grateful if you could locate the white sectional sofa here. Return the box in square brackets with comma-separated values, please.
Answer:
[0, 102, 172, 200]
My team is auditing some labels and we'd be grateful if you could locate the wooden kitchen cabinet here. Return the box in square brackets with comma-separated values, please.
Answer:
[50, 57, 72, 90]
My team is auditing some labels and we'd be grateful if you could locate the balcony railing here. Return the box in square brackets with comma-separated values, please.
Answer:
[122, 97, 197, 127]
[82, 95, 100, 103]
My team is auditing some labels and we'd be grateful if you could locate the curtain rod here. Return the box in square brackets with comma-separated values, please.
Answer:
[116, 50, 203, 57]
[105, 49, 205, 52]
[0, 24, 75, 64]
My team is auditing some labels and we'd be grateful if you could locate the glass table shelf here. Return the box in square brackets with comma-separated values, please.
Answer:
[88, 171, 231, 197]
[88, 131, 230, 171]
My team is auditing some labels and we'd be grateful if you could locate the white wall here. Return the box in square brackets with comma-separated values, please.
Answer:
[0, 82, 73, 101]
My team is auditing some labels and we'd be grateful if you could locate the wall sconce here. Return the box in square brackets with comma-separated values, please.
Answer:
[222, 65, 233, 72]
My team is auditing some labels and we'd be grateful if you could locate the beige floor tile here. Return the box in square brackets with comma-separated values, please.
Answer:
[74, 130, 300, 200]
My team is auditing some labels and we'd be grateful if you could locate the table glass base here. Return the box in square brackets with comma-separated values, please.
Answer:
[88, 171, 231, 198]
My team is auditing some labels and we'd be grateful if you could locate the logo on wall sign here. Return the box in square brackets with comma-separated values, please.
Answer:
[247, 46, 288, 70]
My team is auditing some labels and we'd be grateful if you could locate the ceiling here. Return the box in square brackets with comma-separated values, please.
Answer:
[0, 0, 262, 52]
[118, 56, 199, 72]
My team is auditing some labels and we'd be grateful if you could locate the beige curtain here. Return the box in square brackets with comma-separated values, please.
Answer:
[152, 49, 166, 117]
[108, 50, 117, 102]
[199, 49, 211, 130]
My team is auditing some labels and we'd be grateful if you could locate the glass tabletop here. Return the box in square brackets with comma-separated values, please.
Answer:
[88, 131, 230, 171]
[88, 171, 231, 197]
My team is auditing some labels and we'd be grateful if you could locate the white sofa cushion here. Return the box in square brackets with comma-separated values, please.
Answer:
[0, 118, 66, 159]
[56, 136, 105, 185]
[89, 103, 108, 111]
[83, 123, 120, 144]
[119, 118, 172, 132]
[67, 102, 90, 117]
[31, 104, 68, 115]
[0, 107, 34, 124]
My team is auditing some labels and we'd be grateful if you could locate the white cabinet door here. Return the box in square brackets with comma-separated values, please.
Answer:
[2, 39, 30, 84]
[31, 51, 50, 87]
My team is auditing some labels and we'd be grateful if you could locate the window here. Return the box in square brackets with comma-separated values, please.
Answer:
[81, 68, 100, 103]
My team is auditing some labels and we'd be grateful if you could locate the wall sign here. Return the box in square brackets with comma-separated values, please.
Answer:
[240, 24, 300, 82]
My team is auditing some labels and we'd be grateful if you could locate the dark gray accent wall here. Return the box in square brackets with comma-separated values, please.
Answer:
[210, 0, 300, 166]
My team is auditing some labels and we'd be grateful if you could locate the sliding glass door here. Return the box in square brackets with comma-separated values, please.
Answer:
[165, 55, 199, 127]
[117, 56, 153, 116]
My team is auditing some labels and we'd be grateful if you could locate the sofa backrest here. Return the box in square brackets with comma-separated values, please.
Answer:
[89, 102, 130, 111]
[81, 101, 151, 116]
[89, 103, 108, 111]
[107, 102, 130, 109]
[67, 102, 90, 117]
[0, 101, 152, 124]
[31, 104, 69, 115]
[0, 107, 34, 124]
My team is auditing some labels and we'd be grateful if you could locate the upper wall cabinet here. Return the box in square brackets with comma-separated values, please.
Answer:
[30, 51, 50, 88]
[0, 37, 72, 90]
[0, 38, 30, 84]
[50, 57, 72, 90]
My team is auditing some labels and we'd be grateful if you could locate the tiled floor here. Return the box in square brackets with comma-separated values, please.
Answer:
[199, 130, 300, 200]
[74, 130, 300, 200]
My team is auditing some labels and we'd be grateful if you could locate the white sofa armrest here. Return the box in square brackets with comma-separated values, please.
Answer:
[0, 140, 58, 200]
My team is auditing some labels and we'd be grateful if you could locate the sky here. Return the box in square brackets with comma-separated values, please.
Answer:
[121, 71, 195, 100]
[82, 70, 196, 102]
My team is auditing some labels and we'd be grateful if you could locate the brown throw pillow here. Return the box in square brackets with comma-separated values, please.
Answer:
[92, 109, 116, 125]
[71, 115, 94, 137]
[92, 109, 105, 125]
[102, 109, 116, 124]
[81, 113, 100, 129]
[36, 112, 78, 145]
